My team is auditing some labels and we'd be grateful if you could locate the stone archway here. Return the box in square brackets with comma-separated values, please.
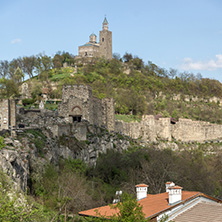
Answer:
[70, 106, 82, 122]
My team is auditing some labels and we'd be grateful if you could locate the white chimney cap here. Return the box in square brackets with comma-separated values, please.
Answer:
[168, 185, 183, 205]
[168, 185, 183, 190]
[166, 181, 175, 192]
[135, 184, 149, 200]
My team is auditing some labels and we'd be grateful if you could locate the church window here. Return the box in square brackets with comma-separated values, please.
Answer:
[102, 38, 104, 42]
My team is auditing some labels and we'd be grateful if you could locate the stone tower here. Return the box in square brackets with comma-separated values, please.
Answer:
[99, 17, 112, 60]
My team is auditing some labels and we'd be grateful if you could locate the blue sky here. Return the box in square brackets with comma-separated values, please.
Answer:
[1, 0, 222, 81]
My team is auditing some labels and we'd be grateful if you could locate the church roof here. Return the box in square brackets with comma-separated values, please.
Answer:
[79, 43, 99, 47]
[90, 33, 97, 37]
[103, 17, 108, 24]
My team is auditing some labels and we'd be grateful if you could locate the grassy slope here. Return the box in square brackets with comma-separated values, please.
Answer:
[33, 58, 222, 123]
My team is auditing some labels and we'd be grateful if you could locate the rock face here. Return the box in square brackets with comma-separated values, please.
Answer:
[0, 138, 29, 192]
[0, 122, 132, 191]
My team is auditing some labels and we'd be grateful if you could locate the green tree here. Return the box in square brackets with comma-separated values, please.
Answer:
[0, 60, 9, 78]
[0, 78, 19, 98]
[0, 136, 5, 150]
[87, 192, 146, 222]
[123, 52, 133, 63]
[35, 54, 52, 75]
[22, 56, 36, 79]
[110, 192, 146, 222]
[0, 170, 50, 221]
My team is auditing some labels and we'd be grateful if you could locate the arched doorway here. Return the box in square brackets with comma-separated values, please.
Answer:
[70, 106, 82, 122]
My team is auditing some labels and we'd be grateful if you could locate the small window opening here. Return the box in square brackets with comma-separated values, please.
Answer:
[85, 52, 88, 56]
[73, 116, 82, 122]
[102, 38, 104, 42]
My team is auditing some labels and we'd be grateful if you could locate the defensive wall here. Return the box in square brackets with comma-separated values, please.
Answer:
[115, 115, 222, 143]
[58, 85, 115, 131]
[4, 84, 222, 143]
[0, 99, 16, 131]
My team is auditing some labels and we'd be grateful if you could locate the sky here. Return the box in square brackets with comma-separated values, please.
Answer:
[1, 0, 222, 81]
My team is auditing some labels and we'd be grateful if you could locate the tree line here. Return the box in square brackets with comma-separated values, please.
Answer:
[2, 51, 222, 124]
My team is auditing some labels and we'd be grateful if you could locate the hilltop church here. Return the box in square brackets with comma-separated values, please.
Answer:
[77, 17, 112, 60]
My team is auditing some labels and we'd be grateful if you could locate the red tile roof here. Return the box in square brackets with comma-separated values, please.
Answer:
[165, 181, 173, 184]
[135, 184, 149, 187]
[79, 191, 200, 219]
[169, 186, 183, 189]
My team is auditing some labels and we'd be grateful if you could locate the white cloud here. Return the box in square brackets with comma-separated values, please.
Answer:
[11, 38, 22, 44]
[181, 54, 222, 71]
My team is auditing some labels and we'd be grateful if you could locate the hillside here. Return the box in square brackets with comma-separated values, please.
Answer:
[21, 55, 222, 124]
[0, 125, 222, 221]
[2, 53, 222, 124]
[1, 53, 222, 221]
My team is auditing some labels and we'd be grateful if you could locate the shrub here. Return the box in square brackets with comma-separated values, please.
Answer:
[0, 136, 5, 150]
[22, 98, 35, 106]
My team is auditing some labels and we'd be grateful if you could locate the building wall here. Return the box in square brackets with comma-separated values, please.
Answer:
[99, 30, 112, 60]
[0, 99, 16, 131]
[102, 98, 115, 131]
[78, 45, 100, 57]
[58, 85, 115, 131]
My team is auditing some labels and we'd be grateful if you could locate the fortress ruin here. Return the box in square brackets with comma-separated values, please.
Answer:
[0, 99, 16, 131]
[58, 85, 115, 131]
[2, 84, 222, 144]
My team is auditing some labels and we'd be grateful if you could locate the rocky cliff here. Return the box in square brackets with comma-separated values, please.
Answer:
[0, 122, 132, 192]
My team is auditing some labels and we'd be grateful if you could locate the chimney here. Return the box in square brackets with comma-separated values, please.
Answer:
[168, 185, 183, 205]
[135, 184, 148, 200]
[165, 181, 175, 192]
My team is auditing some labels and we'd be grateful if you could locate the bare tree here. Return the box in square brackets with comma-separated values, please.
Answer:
[22, 56, 36, 79]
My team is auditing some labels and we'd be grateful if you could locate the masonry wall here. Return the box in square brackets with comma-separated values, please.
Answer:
[0, 99, 16, 130]
[9, 100, 16, 129]
[79, 45, 100, 58]
[99, 30, 112, 60]
[115, 115, 222, 142]
[102, 98, 115, 131]
[0, 100, 9, 130]
[58, 85, 115, 131]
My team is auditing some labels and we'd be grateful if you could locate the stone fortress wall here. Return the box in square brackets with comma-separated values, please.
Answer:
[58, 85, 115, 131]
[115, 115, 222, 143]
[0, 99, 16, 131]
[2, 85, 222, 143]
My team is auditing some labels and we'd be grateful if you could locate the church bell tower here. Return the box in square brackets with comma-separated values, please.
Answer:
[99, 17, 112, 60]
